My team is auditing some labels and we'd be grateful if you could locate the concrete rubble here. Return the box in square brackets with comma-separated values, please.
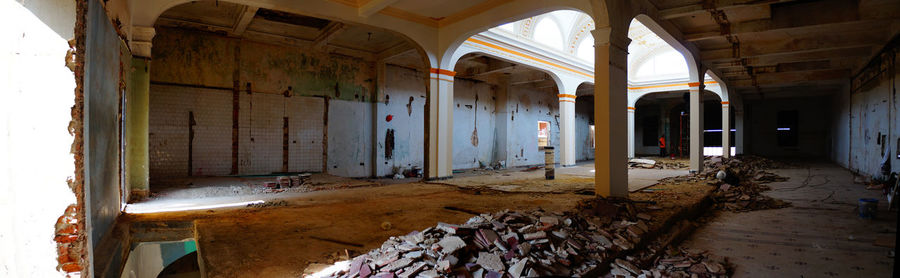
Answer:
[628, 158, 688, 170]
[308, 198, 690, 277]
[658, 155, 792, 212]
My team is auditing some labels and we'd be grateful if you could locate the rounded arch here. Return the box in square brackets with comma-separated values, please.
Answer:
[436, 0, 599, 70]
[629, 88, 723, 108]
[575, 81, 595, 96]
[704, 70, 730, 102]
[450, 50, 569, 93]
[532, 15, 565, 50]
[629, 14, 700, 82]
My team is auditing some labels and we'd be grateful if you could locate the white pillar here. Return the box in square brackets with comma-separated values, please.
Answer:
[722, 102, 731, 158]
[426, 68, 455, 179]
[627, 106, 635, 158]
[734, 108, 744, 155]
[559, 94, 576, 166]
[593, 27, 629, 197]
[689, 83, 704, 172]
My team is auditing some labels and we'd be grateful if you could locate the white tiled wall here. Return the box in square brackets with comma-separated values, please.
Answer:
[287, 96, 325, 172]
[151, 84, 325, 178]
[247, 93, 282, 174]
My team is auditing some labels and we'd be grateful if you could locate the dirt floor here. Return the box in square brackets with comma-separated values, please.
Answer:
[124, 183, 595, 277]
[123, 158, 896, 277]
[443, 161, 687, 193]
[123, 162, 710, 277]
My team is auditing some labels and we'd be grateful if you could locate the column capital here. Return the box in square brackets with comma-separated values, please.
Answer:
[558, 94, 576, 103]
[130, 26, 156, 58]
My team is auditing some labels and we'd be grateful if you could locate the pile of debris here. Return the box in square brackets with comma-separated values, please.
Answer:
[628, 158, 688, 170]
[703, 156, 791, 212]
[307, 198, 660, 277]
[612, 247, 731, 278]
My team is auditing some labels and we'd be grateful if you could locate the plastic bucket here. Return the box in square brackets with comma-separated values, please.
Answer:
[858, 198, 879, 219]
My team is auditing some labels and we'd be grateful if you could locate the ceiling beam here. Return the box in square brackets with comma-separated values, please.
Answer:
[706, 45, 873, 67]
[156, 17, 375, 61]
[686, 19, 888, 42]
[231, 6, 259, 36]
[730, 68, 849, 88]
[358, 0, 402, 17]
[376, 42, 415, 61]
[659, 0, 796, 20]
[700, 30, 885, 61]
[313, 22, 346, 49]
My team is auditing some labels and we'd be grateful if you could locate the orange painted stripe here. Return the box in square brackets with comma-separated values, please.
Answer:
[628, 81, 716, 90]
[627, 107, 635, 110]
[557, 94, 576, 99]
[559, 100, 575, 103]
[721, 101, 729, 104]
[466, 38, 592, 78]
[687, 82, 701, 87]
[429, 77, 454, 82]
[430, 68, 457, 76]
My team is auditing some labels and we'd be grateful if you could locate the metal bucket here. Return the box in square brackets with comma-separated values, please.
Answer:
[858, 198, 878, 219]
[544, 147, 555, 180]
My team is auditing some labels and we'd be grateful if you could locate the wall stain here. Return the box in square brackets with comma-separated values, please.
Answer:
[407, 96, 414, 116]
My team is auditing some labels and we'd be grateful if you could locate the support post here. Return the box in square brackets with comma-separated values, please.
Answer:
[689, 82, 704, 172]
[559, 93, 576, 166]
[593, 27, 629, 197]
[734, 107, 744, 155]
[426, 68, 455, 179]
[627, 106, 635, 158]
[721, 102, 731, 158]
[125, 26, 154, 201]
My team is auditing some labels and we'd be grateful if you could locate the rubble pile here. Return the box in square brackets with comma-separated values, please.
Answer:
[310, 199, 659, 278]
[702, 156, 791, 212]
[628, 158, 688, 170]
[612, 247, 731, 278]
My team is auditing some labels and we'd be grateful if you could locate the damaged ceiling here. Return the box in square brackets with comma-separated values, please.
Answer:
[655, 0, 900, 96]
[155, 0, 422, 66]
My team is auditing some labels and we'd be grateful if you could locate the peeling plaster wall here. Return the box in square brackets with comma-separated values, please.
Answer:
[0, 1, 76, 276]
[150, 27, 368, 178]
[574, 97, 594, 161]
[85, 0, 124, 259]
[328, 99, 374, 177]
[453, 79, 497, 169]
[837, 52, 899, 177]
[506, 86, 561, 168]
[376, 65, 427, 176]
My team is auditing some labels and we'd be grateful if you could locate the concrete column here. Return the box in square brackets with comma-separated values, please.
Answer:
[125, 26, 155, 201]
[559, 94, 576, 166]
[689, 83, 704, 172]
[734, 108, 744, 155]
[593, 28, 629, 197]
[426, 68, 455, 179]
[721, 102, 731, 158]
[373, 61, 386, 177]
[493, 76, 511, 167]
[627, 106, 635, 158]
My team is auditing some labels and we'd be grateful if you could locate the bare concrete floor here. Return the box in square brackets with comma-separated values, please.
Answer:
[683, 163, 897, 277]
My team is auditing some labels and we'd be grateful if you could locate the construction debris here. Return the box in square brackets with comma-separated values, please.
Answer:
[628, 158, 688, 170]
[308, 198, 666, 277]
[614, 247, 731, 278]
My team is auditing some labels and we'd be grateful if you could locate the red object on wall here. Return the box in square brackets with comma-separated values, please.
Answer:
[386, 115, 393, 122]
